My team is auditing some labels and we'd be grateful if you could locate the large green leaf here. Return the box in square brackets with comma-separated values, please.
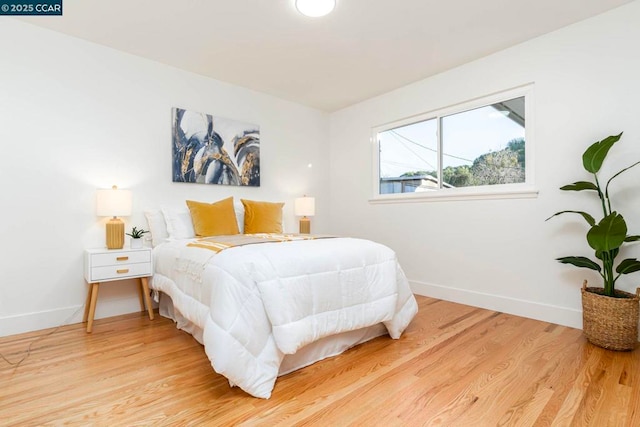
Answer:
[595, 248, 619, 261]
[587, 212, 627, 252]
[556, 256, 601, 271]
[625, 235, 640, 242]
[582, 132, 623, 173]
[559, 181, 599, 192]
[616, 258, 640, 275]
[545, 210, 596, 226]
[604, 160, 640, 198]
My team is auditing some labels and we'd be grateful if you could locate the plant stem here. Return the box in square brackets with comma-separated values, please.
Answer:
[594, 174, 609, 216]
[603, 250, 614, 296]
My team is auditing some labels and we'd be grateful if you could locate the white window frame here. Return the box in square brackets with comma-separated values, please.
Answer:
[370, 84, 538, 203]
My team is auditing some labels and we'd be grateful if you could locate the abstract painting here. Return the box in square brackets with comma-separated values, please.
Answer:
[172, 107, 260, 186]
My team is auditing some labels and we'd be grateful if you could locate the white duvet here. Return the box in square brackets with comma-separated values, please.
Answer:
[150, 236, 418, 398]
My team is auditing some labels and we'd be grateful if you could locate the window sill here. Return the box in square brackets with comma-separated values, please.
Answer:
[369, 185, 539, 204]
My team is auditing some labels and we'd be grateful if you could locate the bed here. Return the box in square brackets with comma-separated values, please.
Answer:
[145, 200, 418, 399]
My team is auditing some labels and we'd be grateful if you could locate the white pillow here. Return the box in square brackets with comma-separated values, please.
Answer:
[144, 209, 169, 247]
[234, 199, 245, 233]
[162, 205, 196, 239]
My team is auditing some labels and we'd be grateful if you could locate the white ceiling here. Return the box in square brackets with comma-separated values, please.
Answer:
[18, 0, 634, 112]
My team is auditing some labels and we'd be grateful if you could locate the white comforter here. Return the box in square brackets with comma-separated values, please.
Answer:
[151, 237, 418, 398]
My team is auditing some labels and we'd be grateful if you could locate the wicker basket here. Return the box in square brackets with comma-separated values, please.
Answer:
[581, 281, 640, 351]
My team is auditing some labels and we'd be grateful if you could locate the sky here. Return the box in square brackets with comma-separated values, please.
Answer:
[378, 101, 525, 178]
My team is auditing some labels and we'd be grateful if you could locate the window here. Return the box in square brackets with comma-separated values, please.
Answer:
[373, 86, 534, 201]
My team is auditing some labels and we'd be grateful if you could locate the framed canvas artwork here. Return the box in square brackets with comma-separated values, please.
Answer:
[172, 107, 260, 186]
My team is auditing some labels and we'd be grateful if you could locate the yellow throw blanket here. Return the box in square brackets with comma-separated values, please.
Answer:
[187, 233, 336, 253]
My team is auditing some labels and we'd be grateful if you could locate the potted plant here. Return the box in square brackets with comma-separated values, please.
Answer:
[126, 226, 149, 249]
[547, 132, 640, 350]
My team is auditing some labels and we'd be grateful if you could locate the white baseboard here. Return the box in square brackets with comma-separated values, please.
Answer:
[0, 280, 585, 338]
[0, 305, 85, 338]
[0, 296, 155, 338]
[410, 280, 583, 330]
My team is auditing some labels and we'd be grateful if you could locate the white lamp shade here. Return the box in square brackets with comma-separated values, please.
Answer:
[295, 0, 335, 17]
[96, 186, 132, 217]
[294, 196, 316, 217]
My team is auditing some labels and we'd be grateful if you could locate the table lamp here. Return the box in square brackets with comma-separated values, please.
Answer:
[96, 185, 132, 249]
[294, 196, 315, 234]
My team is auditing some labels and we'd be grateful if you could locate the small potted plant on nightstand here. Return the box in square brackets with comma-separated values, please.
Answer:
[126, 226, 149, 249]
[547, 132, 640, 351]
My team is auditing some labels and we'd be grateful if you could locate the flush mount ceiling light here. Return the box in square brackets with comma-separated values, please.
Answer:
[295, 0, 336, 17]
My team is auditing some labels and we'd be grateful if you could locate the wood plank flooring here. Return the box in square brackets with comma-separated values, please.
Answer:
[1, 296, 639, 426]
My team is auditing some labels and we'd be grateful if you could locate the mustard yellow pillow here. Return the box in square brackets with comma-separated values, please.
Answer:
[186, 197, 240, 237]
[241, 199, 284, 234]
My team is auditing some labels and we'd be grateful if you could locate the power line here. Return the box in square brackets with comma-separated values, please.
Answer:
[388, 131, 436, 170]
[388, 130, 474, 164]
[381, 160, 434, 171]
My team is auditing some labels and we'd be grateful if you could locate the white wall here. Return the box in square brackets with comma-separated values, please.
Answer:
[328, 1, 640, 329]
[4, 2, 640, 338]
[0, 20, 329, 336]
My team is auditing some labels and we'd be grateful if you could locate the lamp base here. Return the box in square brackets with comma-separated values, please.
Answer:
[299, 217, 311, 234]
[106, 217, 125, 249]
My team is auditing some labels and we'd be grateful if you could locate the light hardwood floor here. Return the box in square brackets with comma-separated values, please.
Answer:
[1, 296, 639, 426]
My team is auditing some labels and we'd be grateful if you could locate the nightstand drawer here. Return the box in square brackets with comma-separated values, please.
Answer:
[91, 250, 151, 267]
[90, 262, 152, 282]
[83, 246, 155, 332]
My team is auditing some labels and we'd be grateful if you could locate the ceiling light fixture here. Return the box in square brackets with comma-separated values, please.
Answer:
[295, 0, 336, 17]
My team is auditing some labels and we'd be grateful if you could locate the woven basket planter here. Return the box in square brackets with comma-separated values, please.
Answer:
[581, 282, 640, 351]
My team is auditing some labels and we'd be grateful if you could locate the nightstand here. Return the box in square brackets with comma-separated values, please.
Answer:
[83, 247, 154, 333]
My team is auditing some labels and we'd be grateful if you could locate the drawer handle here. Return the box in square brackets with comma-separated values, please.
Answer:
[116, 269, 130, 274]
[116, 256, 129, 261]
